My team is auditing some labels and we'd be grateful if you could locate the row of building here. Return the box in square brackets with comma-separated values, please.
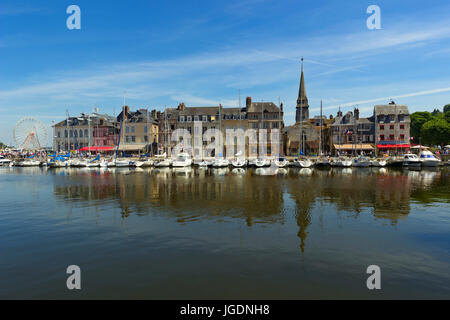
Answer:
[53, 64, 411, 157]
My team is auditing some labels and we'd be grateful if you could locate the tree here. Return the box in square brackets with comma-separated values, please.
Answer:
[421, 118, 450, 146]
[0, 142, 8, 149]
[444, 104, 450, 113]
[410, 112, 433, 141]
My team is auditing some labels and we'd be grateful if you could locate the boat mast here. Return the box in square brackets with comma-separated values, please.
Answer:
[319, 100, 323, 156]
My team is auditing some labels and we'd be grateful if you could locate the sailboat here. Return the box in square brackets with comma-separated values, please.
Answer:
[231, 151, 247, 168]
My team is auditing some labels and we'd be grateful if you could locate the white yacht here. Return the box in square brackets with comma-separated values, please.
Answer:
[419, 151, 441, 167]
[403, 154, 421, 168]
[335, 158, 353, 167]
[0, 157, 12, 166]
[172, 153, 193, 168]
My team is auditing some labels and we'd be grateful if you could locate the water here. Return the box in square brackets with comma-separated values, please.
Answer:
[0, 166, 449, 299]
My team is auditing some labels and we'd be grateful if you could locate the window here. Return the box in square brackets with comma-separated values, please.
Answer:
[126, 136, 130, 143]
[180, 116, 185, 122]
[390, 125, 395, 130]
[74, 130, 78, 138]
[126, 126, 130, 133]
[84, 129, 88, 137]
[65, 130, 68, 138]
[132, 136, 136, 143]
[380, 135, 385, 141]
[131, 126, 135, 133]
[79, 130, 83, 138]
[202, 116, 207, 122]
[57, 131, 61, 138]
[390, 135, 395, 141]
[187, 116, 192, 122]
[380, 125, 384, 130]
[144, 126, 148, 133]
[144, 136, 148, 142]
[400, 125, 405, 130]
[194, 116, 199, 122]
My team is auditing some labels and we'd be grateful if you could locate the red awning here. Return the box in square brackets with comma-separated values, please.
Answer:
[79, 146, 114, 152]
[377, 144, 411, 149]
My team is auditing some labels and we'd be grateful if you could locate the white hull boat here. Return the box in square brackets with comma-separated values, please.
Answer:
[18, 160, 41, 167]
[294, 159, 313, 168]
[254, 159, 271, 168]
[154, 159, 172, 167]
[419, 151, 441, 167]
[352, 158, 371, 168]
[172, 153, 193, 167]
[212, 158, 230, 168]
[371, 159, 387, 167]
[231, 158, 247, 168]
[403, 154, 421, 168]
[273, 158, 289, 168]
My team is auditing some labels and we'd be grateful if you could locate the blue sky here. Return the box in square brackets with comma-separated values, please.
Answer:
[1, 0, 450, 146]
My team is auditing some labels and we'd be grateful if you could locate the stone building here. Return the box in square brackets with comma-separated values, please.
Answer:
[158, 98, 283, 159]
[374, 101, 411, 154]
[52, 113, 117, 152]
[116, 107, 159, 154]
[331, 108, 375, 155]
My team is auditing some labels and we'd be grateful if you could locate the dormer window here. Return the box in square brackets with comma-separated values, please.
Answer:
[180, 116, 185, 122]
[187, 116, 192, 122]
[202, 116, 207, 122]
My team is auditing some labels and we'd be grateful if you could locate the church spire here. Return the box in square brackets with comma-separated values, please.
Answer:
[296, 58, 309, 123]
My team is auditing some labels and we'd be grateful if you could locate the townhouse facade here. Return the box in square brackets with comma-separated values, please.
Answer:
[374, 102, 411, 153]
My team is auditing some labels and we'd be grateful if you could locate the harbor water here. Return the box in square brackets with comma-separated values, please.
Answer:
[0, 166, 449, 299]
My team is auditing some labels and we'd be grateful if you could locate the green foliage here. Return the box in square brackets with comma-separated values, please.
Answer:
[421, 118, 450, 146]
[411, 108, 450, 146]
[0, 142, 8, 149]
[411, 112, 433, 140]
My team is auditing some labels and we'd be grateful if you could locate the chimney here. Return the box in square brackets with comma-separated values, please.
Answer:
[355, 108, 360, 120]
[177, 102, 186, 111]
[246, 97, 252, 110]
[280, 103, 284, 112]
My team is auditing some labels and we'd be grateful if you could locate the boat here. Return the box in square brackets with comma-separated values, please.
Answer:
[293, 158, 313, 168]
[154, 153, 172, 167]
[336, 158, 353, 168]
[0, 157, 12, 166]
[17, 159, 41, 167]
[212, 158, 230, 168]
[172, 153, 193, 167]
[315, 157, 331, 168]
[403, 154, 421, 168]
[115, 159, 134, 167]
[352, 156, 371, 168]
[419, 150, 441, 167]
[371, 159, 387, 167]
[139, 159, 154, 168]
[231, 158, 247, 168]
[273, 157, 289, 168]
[254, 158, 271, 168]
[48, 159, 69, 168]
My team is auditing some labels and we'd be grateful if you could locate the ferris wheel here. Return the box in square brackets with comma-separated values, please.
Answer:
[13, 117, 48, 150]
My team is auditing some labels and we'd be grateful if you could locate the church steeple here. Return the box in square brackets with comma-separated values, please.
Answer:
[296, 58, 309, 123]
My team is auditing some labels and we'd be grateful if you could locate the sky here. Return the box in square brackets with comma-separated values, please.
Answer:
[1, 0, 450, 146]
